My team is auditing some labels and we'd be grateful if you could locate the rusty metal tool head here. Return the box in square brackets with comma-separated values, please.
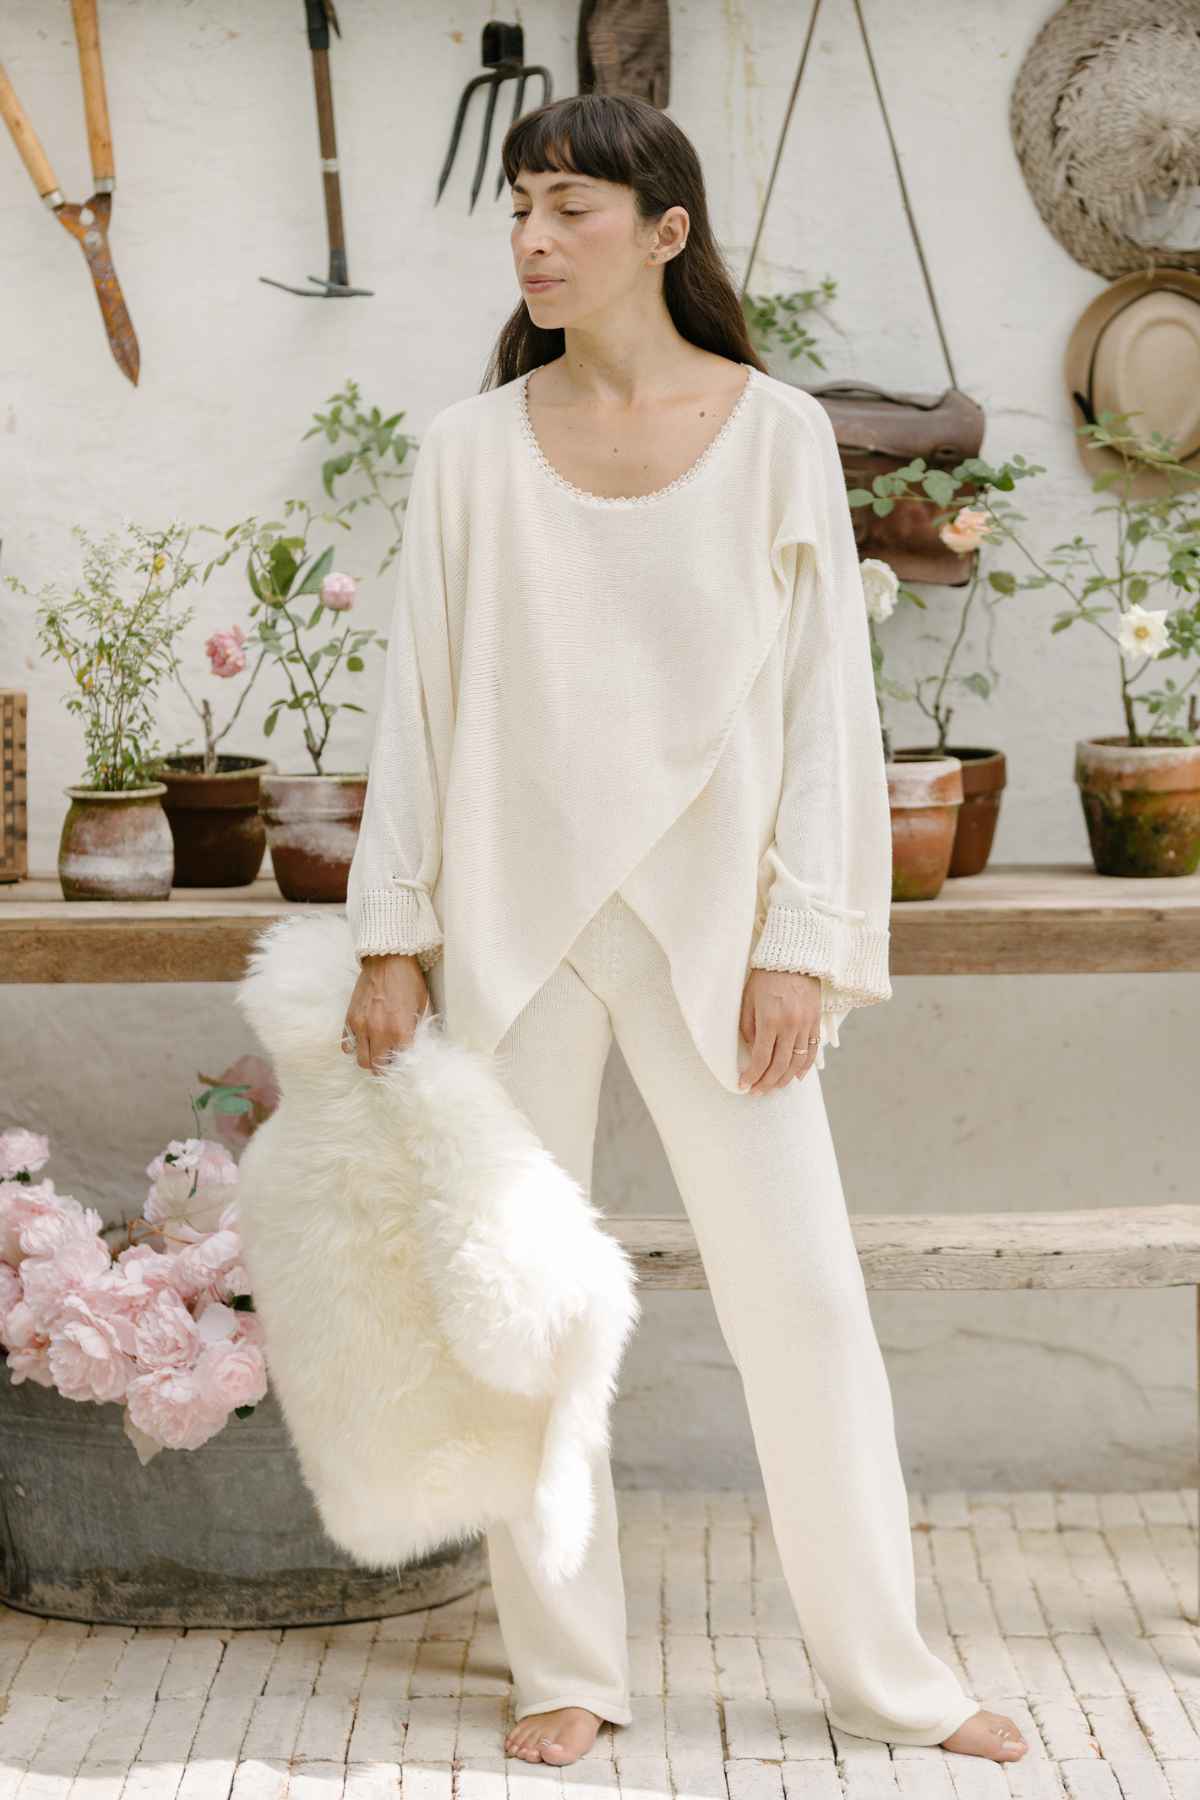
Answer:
[436, 22, 553, 214]
[0, 0, 140, 385]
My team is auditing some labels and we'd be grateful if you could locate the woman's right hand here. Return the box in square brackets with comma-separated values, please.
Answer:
[341, 952, 431, 1074]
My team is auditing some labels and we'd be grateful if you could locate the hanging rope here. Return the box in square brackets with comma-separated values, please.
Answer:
[739, 0, 958, 391]
[850, 0, 958, 387]
[739, 0, 825, 301]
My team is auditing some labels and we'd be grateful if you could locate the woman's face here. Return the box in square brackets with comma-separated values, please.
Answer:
[509, 166, 687, 325]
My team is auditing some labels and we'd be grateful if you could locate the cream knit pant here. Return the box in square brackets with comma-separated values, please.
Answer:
[428, 889, 978, 1747]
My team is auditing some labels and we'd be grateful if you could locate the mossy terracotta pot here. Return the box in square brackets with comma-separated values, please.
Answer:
[895, 745, 1007, 877]
[58, 783, 173, 900]
[1075, 736, 1200, 877]
[259, 771, 367, 902]
[155, 753, 275, 888]
[887, 752, 963, 901]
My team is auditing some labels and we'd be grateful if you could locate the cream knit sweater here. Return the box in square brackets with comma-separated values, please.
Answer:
[345, 361, 893, 1093]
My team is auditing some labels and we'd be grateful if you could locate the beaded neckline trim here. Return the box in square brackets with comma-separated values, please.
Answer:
[517, 363, 758, 508]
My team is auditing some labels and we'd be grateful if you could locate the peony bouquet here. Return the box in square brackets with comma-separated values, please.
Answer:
[0, 1120, 268, 1467]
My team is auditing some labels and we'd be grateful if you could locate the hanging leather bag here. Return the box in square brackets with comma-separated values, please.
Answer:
[806, 381, 986, 586]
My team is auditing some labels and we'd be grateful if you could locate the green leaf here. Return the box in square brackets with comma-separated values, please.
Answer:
[346, 654, 364, 671]
[988, 571, 1016, 595]
[263, 710, 278, 736]
[293, 543, 335, 598]
[269, 539, 298, 597]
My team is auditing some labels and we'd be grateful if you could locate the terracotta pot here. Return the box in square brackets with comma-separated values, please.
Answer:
[259, 771, 367, 902]
[1075, 736, 1200, 877]
[887, 752, 963, 900]
[58, 783, 174, 900]
[155, 753, 275, 888]
[895, 745, 1007, 877]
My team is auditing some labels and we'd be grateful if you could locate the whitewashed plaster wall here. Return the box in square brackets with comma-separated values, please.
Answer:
[1, 0, 1194, 1491]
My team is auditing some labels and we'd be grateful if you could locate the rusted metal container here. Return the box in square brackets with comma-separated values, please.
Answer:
[0, 1377, 484, 1627]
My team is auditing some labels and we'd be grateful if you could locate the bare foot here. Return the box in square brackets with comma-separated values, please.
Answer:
[504, 1705, 604, 1764]
[940, 1708, 1028, 1760]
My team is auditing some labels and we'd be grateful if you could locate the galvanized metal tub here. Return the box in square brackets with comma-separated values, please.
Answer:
[0, 1377, 485, 1627]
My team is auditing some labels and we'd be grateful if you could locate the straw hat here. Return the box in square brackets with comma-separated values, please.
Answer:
[1064, 268, 1200, 496]
[1010, 0, 1200, 279]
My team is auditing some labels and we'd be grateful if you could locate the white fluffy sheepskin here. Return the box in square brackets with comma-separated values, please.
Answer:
[232, 912, 640, 1585]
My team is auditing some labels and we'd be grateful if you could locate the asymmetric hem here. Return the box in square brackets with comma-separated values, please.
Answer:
[345, 361, 894, 1091]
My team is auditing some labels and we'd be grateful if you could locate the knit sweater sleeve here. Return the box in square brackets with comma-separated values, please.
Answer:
[748, 397, 893, 1020]
[345, 417, 452, 973]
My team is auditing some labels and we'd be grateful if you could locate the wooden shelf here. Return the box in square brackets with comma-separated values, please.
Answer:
[3, 861, 1200, 983]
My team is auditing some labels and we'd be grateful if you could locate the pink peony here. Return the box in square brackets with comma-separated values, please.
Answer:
[20, 1234, 113, 1335]
[0, 1262, 22, 1342]
[145, 1138, 238, 1239]
[195, 1336, 268, 1411]
[0, 1177, 61, 1266]
[171, 1230, 243, 1301]
[320, 571, 356, 611]
[205, 624, 247, 679]
[47, 1292, 135, 1404]
[125, 1364, 232, 1452]
[133, 1287, 203, 1370]
[14, 1191, 104, 1261]
[202, 1055, 280, 1152]
[6, 1339, 55, 1387]
[112, 1242, 187, 1304]
[939, 506, 991, 554]
[0, 1129, 50, 1179]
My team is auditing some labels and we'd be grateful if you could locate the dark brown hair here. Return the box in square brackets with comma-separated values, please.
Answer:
[480, 93, 766, 391]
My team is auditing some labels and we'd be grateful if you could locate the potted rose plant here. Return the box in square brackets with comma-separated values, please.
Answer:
[193, 384, 421, 902]
[150, 594, 276, 888]
[859, 557, 964, 900]
[858, 414, 1200, 876]
[5, 524, 196, 899]
[849, 457, 1046, 877]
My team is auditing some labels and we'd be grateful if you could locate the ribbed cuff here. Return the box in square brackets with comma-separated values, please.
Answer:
[351, 884, 443, 972]
[749, 901, 891, 1009]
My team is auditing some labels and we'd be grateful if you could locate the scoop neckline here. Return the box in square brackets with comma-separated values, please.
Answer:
[517, 362, 758, 509]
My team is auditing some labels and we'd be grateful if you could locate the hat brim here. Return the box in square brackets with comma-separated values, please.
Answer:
[1064, 270, 1200, 493]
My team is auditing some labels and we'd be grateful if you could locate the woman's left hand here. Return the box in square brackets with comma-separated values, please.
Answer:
[738, 969, 823, 1094]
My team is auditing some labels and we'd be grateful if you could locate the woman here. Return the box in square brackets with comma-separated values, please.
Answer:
[342, 94, 1027, 1769]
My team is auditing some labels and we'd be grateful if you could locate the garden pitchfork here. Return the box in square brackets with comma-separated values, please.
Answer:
[435, 21, 552, 213]
[0, 0, 140, 384]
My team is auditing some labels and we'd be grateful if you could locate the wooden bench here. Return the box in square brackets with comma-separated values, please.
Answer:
[4, 864, 1200, 1590]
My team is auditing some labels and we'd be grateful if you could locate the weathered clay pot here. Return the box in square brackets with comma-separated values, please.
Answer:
[896, 745, 1007, 877]
[58, 784, 174, 900]
[887, 752, 963, 900]
[0, 1374, 485, 1628]
[155, 753, 274, 888]
[259, 771, 367, 902]
[1075, 736, 1200, 877]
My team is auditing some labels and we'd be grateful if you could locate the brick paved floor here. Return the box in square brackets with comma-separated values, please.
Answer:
[0, 1488, 1198, 1797]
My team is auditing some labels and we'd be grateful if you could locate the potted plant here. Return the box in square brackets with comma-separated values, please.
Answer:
[150, 570, 277, 887]
[859, 557, 964, 900]
[860, 414, 1200, 877]
[849, 458, 1045, 877]
[0, 1106, 482, 1627]
[195, 385, 421, 903]
[5, 524, 195, 900]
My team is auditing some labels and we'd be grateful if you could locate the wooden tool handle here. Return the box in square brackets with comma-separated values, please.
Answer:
[71, 0, 113, 188]
[0, 62, 61, 201]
